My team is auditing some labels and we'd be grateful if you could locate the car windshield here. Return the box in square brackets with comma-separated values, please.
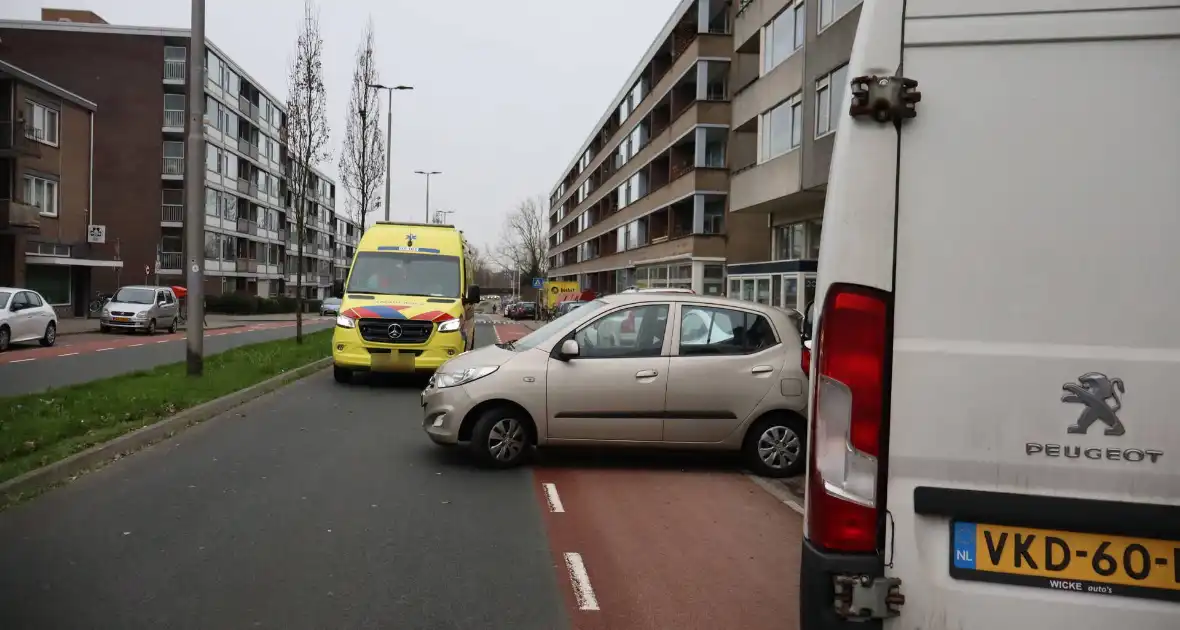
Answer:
[0, 291, 10, 308]
[113, 288, 156, 304]
[323, 298, 342, 305]
[345, 252, 460, 298]
[512, 299, 609, 351]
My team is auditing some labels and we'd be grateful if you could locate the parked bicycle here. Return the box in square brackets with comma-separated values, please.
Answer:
[87, 292, 111, 317]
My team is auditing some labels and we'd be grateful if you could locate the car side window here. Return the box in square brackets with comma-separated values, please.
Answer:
[164, 291, 176, 305]
[26, 292, 44, 307]
[10, 292, 30, 310]
[574, 304, 669, 359]
[156, 291, 167, 304]
[679, 306, 779, 356]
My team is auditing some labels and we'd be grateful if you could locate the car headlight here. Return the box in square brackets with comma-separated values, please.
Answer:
[437, 318, 462, 333]
[336, 314, 356, 329]
[433, 365, 499, 388]
[101, 308, 110, 317]
[134, 311, 148, 320]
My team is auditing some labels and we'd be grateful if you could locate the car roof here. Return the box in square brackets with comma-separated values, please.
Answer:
[0, 287, 27, 293]
[598, 292, 794, 317]
[118, 285, 167, 290]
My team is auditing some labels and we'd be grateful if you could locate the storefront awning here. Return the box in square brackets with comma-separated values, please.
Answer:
[26, 255, 124, 268]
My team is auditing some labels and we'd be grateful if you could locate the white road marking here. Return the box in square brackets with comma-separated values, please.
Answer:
[9, 358, 35, 363]
[744, 473, 805, 515]
[156, 340, 170, 344]
[563, 552, 600, 611]
[58, 352, 79, 357]
[542, 483, 565, 513]
[96, 348, 114, 352]
[129, 343, 143, 347]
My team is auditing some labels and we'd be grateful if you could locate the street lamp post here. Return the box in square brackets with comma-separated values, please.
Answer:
[414, 170, 441, 223]
[184, 0, 207, 376]
[366, 83, 413, 221]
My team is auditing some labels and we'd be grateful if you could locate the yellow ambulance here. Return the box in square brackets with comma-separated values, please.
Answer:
[331, 222, 479, 383]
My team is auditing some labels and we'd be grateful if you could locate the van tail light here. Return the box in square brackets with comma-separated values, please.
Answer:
[806, 283, 890, 553]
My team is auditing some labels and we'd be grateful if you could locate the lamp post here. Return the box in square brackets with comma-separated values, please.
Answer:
[184, 0, 206, 376]
[414, 170, 441, 223]
[366, 83, 413, 221]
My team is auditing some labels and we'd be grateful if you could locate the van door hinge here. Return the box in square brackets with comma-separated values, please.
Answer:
[833, 574, 905, 620]
[849, 75, 921, 125]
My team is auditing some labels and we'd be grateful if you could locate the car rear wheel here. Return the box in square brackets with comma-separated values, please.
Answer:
[468, 408, 531, 469]
[0, 326, 9, 352]
[333, 365, 351, 384]
[743, 413, 806, 478]
[40, 322, 56, 347]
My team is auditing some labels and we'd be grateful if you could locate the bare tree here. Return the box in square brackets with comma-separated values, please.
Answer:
[495, 196, 548, 291]
[465, 242, 490, 286]
[286, 0, 331, 343]
[338, 18, 384, 239]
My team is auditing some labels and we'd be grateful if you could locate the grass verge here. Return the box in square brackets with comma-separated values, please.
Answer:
[0, 329, 332, 485]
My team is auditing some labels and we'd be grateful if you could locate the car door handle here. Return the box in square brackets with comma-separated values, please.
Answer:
[635, 369, 659, 378]
[751, 365, 774, 374]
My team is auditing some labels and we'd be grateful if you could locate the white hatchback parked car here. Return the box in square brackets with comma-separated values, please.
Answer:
[0, 287, 58, 352]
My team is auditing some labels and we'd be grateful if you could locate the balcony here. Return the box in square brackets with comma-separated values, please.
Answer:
[162, 156, 184, 178]
[730, 151, 815, 214]
[158, 252, 183, 270]
[550, 234, 727, 277]
[0, 199, 40, 231]
[0, 121, 42, 158]
[731, 50, 804, 128]
[235, 259, 261, 273]
[236, 218, 259, 236]
[163, 109, 185, 131]
[161, 203, 183, 224]
[163, 59, 185, 83]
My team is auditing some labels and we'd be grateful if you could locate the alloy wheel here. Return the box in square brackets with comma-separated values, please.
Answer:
[756, 425, 801, 470]
[488, 417, 525, 462]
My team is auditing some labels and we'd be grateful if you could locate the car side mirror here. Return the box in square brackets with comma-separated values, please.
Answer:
[10, 303, 23, 312]
[559, 339, 580, 360]
[158, 301, 168, 307]
[465, 285, 481, 304]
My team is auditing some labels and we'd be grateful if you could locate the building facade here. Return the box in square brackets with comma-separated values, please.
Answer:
[725, 0, 860, 311]
[547, 0, 862, 309]
[546, 0, 769, 297]
[0, 10, 358, 305]
[0, 59, 122, 316]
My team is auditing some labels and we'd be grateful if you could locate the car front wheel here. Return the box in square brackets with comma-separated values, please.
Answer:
[468, 408, 532, 469]
[333, 365, 351, 384]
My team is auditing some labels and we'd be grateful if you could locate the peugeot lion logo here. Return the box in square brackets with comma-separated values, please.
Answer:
[1025, 372, 1162, 464]
[387, 323, 403, 339]
[1062, 372, 1126, 436]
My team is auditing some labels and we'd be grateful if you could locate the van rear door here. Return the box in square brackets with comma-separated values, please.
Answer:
[884, 1, 1180, 628]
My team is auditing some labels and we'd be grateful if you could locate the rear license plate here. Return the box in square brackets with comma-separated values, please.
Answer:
[951, 521, 1180, 602]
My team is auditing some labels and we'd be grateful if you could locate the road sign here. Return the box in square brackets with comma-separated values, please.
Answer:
[532, 277, 544, 289]
[87, 224, 106, 244]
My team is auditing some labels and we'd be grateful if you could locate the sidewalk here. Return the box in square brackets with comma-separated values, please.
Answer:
[57, 313, 328, 336]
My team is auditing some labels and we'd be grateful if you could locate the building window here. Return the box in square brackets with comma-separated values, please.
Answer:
[816, 63, 850, 137]
[759, 93, 803, 162]
[819, 0, 862, 31]
[25, 241, 71, 257]
[703, 264, 725, 296]
[703, 199, 725, 234]
[26, 266, 72, 306]
[24, 100, 60, 146]
[763, 1, 805, 75]
[22, 175, 59, 217]
[773, 218, 822, 260]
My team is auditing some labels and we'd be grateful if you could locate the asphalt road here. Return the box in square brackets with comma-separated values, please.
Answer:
[0, 323, 567, 630]
[0, 322, 806, 629]
[0, 319, 335, 397]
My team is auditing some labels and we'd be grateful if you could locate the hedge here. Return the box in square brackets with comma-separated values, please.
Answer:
[204, 293, 323, 315]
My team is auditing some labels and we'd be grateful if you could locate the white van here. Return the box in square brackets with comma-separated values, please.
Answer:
[799, 1, 1180, 629]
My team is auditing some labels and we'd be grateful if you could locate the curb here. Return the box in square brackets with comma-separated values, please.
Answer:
[0, 357, 332, 505]
[745, 473, 806, 516]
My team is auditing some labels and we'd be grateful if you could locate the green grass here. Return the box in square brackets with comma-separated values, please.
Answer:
[0, 329, 332, 485]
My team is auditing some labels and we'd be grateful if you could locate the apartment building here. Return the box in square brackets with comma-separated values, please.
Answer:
[0, 59, 123, 316]
[0, 9, 359, 302]
[546, 0, 769, 297]
[724, 0, 860, 311]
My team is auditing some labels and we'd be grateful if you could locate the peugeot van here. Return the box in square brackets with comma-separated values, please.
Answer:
[799, 1, 1180, 629]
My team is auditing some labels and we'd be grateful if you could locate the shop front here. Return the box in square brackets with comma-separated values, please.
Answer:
[725, 259, 816, 313]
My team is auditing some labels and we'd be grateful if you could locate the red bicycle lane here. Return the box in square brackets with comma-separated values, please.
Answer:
[532, 467, 804, 630]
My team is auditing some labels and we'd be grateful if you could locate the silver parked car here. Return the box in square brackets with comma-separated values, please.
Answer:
[319, 297, 342, 316]
[422, 292, 810, 477]
[100, 285, 181, 335]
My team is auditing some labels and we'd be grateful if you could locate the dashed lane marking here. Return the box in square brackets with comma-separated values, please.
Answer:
[563, 552, 600, 611]
[543, 483, 565, 513]
[96, 348, 114, 352]
[10, 358, 35, 363]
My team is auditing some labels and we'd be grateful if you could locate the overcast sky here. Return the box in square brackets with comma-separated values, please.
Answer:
[5, 0, 680, 255]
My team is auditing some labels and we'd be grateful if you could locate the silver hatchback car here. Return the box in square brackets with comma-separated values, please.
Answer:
[100, 285, 181, 334]
[422, 293, 809, 477]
